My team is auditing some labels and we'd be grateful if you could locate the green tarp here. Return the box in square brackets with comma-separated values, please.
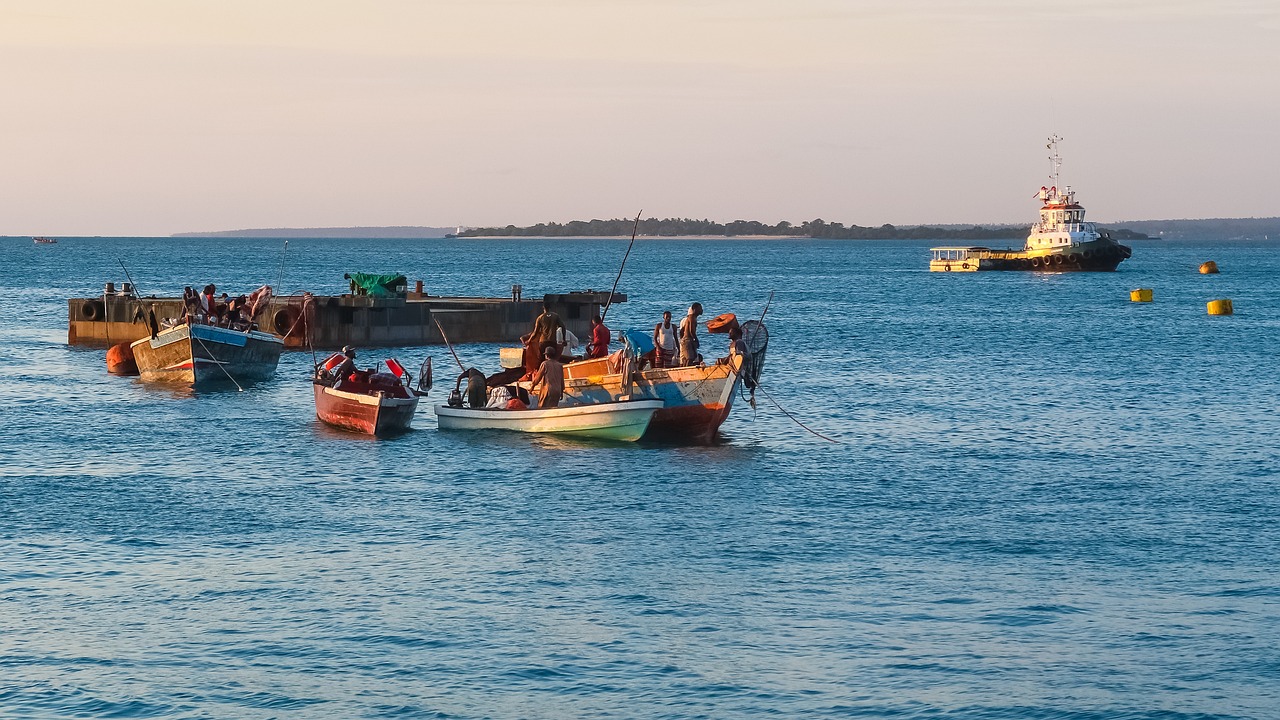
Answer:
[345, 272, 408, 298]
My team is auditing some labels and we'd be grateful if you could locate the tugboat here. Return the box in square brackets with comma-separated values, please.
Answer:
[930, 136, 1132, 272]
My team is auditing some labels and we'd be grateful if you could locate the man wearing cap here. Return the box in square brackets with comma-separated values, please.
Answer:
[330, 345, 357, 385]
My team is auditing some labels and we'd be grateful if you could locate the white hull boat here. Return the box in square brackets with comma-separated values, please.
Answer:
[434, 399, 663, 442]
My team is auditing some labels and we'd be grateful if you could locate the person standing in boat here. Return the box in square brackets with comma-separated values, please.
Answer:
[652, 310, 677, 368]
[679, 302, 703, 367]
[523, 302, 566, 376]
[585, 314, 611, 359]
[181, 287, 200, 324]
[530, 346, 565, 409]
[199, 284, 217, 323]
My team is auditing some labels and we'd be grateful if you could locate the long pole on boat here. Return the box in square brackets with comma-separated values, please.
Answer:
[276, 240, 288, 295]
[600, 210, 642, 323]
[431, 312, 466, 372]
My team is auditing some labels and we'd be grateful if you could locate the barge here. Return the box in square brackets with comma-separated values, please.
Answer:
[68, 278, 622, 349]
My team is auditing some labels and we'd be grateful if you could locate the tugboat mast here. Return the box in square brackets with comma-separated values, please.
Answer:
[1046, 133, 1063, 192]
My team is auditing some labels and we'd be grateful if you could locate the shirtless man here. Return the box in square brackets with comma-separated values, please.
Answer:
[530, 346, 565, 409]
[679, 302, 703, 367]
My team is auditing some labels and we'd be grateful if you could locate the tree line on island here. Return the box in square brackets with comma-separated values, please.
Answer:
[458, 218, 1149, 240]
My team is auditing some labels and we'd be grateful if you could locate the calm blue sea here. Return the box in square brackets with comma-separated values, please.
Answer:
[2, 236, 1278, 719]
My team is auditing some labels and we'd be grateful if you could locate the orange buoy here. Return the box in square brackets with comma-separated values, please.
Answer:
[1199, 261, 1219, 274]
[1207, 299, 1233, 316]
[106, 342, 138, 375]
[706, 313, 739, 334]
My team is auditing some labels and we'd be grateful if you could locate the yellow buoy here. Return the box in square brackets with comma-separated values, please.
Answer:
[1129, 288, 1153, 302]
[1207, 299, 1233, 316]
[1200, 261, 1219, 274]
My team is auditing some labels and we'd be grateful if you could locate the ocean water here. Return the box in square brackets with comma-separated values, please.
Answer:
[2, 236, 1278, 719]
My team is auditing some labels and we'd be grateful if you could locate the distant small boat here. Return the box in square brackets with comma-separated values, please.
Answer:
[434, 399, 663, 442]
[33, 237, 57, 244]
[130, 322, 283, 386]
[314, 356, 430, 436]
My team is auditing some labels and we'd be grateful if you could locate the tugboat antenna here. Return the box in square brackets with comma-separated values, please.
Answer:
[1047, 134, 1063, 189]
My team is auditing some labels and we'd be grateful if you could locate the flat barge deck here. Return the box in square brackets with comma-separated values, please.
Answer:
[68, 287, 621, 349]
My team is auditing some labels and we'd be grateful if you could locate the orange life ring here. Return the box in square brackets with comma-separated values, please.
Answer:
[321, 353, 344, 372]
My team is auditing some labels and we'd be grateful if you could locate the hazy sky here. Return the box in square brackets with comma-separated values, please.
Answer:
[3, 0, 1277, 235]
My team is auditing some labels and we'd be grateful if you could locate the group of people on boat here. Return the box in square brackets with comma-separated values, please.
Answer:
[180, 283, 272, 331]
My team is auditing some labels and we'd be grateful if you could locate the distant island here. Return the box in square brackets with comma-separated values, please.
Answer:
[173, 226, 459, 239]
[168, 217, 1280, 241]
[458, 217, 1150, 241]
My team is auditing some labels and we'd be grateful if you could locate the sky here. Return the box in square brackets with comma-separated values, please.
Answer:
[2, 0, 1277, 235]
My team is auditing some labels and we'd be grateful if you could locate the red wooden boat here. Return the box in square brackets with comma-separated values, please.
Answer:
[313, 355, 431, 436]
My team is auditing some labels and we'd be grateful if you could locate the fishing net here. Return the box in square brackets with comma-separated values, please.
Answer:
[740, 320, 768, 389]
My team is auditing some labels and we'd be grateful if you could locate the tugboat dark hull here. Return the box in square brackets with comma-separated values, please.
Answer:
[931, 240, 1131, 273]
[990, 242, 1131, 272]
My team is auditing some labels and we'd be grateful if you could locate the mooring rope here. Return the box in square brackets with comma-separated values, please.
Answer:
[755, 384, 841, 444]
[192, 332, 244, 392]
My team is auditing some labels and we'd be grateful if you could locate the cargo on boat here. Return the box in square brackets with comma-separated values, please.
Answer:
[67, 277, 620, 349]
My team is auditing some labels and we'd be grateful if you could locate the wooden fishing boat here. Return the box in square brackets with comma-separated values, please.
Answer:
[434, 399, 664, 442]
[313, 357, 428, 436]
[560, 356, 746, 443]
[494, 317, 768, 443]
[130, 322, 283, 385]
[33, 236, 57, 244]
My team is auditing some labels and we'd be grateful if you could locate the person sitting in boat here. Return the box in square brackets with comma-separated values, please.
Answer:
[716, 325, 748, 366]
[530, 346, 565, 409]
[585, 314, 611, 360]
[329, 346, 357, 384]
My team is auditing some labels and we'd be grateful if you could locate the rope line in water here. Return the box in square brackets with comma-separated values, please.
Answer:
[756, 384, 841, 444]
[193, 333, 243, 392]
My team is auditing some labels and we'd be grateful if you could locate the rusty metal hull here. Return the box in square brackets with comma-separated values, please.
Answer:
[313, 383, 420, 436]
[129, 323, 283, 386]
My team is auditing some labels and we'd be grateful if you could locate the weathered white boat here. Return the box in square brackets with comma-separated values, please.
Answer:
[434, 399, 664, 442]
[130, 322, 284, 386]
